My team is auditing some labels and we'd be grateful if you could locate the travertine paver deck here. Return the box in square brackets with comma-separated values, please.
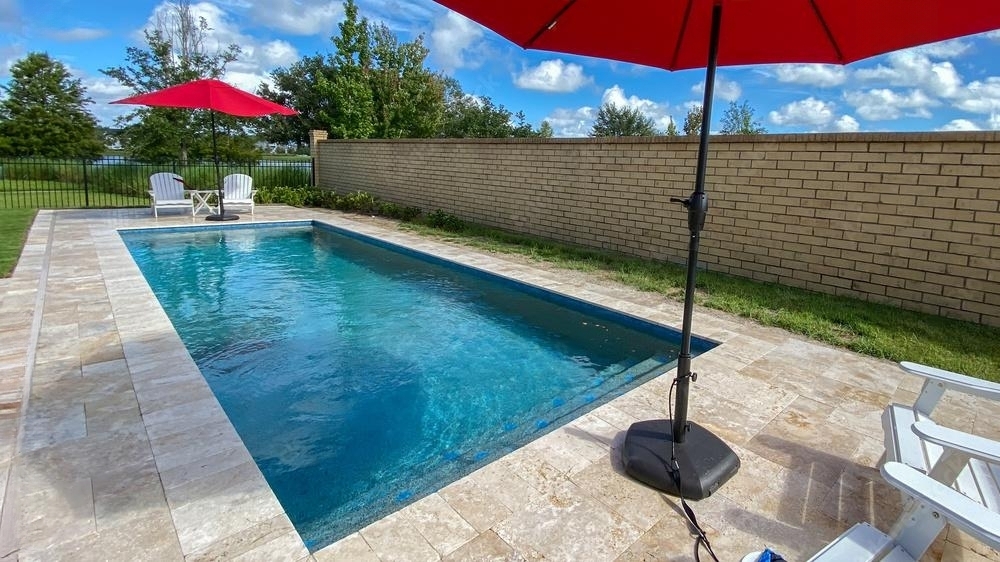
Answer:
[0, 206, 998, 562]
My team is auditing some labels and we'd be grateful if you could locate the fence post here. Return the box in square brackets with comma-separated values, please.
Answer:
[83, 159, 90, 208]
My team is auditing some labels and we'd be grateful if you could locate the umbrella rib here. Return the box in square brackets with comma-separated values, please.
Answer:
[669, 0, 698, 69]
[809, 0, 845, 62]
[523, 0, 579, 48]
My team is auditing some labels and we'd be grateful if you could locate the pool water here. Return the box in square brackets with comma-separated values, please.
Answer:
[122, 222, 714, 551]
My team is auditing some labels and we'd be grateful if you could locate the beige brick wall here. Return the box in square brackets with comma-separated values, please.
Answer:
[314, 132, 1000, 327]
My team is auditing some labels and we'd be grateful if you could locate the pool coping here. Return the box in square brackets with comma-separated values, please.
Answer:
[3, 206, 997, 561]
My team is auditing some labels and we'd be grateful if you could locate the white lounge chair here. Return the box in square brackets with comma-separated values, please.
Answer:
[807, 459, 1000, 561]
[148, 172, 191, 217]
[222, 173, 256, 215]
[882, 361, 1000, 507]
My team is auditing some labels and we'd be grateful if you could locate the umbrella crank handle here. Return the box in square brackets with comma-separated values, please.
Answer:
[671, 192, 709, 234]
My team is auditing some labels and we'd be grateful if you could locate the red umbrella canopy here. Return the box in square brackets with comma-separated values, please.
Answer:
[433, 0, 1000, 70]
[111, 78, 296, 117]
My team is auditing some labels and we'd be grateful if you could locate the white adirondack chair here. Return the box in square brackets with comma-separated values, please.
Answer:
[222, 173, 256, 215]
[882, 361, 1000, 508]
[806, 459, 1000, 562]
[148, 172, 191, 217]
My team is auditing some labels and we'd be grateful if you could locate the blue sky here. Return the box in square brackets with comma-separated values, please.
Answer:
[3, 0, 1000, 136]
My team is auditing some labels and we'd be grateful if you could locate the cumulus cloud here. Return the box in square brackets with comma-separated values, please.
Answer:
[139, 2, 300, 94]
[46, 27, 110, 41]
[513, 59, 592, 93]
[952, 77, 1000, 114]
[601, 85, 675, 132]
[0, 43, 22, 78]
[774, 64, 847, 88]
[543, 106, 597, 138]
[691, 75, 741, 102]
[988, 30, 1000, 42]
[909, 38, 972, 59]
[246, 0, 341, 35]
[843, 88, 938, 121]
[430, 10, 483, 72]
[768, 97, 836, 127]
[937, 119, 980, 131]
[854, 51, 962, 98]
[833, 115, 860, 132]
[989, 113, 1000, 130]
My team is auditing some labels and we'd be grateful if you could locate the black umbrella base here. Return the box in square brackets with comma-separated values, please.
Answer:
[206, 214, 240, 221]
[622, 419, 740, 500]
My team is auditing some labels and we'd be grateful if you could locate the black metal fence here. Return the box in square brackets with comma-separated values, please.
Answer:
[0, 156, 313, 210]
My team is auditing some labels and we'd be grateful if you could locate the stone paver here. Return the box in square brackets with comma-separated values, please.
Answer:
[0, 206, 996, 562]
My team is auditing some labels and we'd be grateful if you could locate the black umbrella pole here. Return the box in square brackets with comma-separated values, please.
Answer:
[621, 2, 738, 500]
[206, 111, 239, 221]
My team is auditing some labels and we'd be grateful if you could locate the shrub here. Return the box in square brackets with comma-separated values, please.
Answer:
[337, 191, 378, 214]
[426, 209, 466, 232]
[377, 201, 422, 221]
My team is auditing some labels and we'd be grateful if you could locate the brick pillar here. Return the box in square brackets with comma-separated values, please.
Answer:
[309, 130, 328, 157]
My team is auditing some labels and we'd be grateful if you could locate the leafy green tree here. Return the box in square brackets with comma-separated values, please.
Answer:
[0, 52, 104, 158]
[682, 105, 703, 136]
[537, 120, 554, 138]
[665, 117, 679, 136]
[437, 79, 544, 138]
[101, 0, 243, 162]
[262, 0, 448, 141]
[589, 103, 656, 137]
[720, 100, 767, 135]
[258, 54, 336, 149]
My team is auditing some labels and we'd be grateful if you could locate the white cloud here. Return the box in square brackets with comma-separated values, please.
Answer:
[46, 27, 109, 41]
[988, 30, 1000, 42]
[774, 64, 847, 88]
[768, 97, 836, 127]
[952, 77, 1000, 114]
[246, 0, 341, 35]
[0, 43, 22, 78]
[601, 85, 675, 132]
[430, 10, 483, 72]
[937, 119, 980, 131]
[136, 2, 299, 94]
[691, 75, 741, 102]
[513, 59, 592, 93]
[989, 113, 1000, 130]
[84, 77, 137, 125]
[854, 51, 962, 98]
[909, 38, 972, 59]
[543, 106, 596, 138]
[833, 115, 860, 132]
[843, 88, 938, 121]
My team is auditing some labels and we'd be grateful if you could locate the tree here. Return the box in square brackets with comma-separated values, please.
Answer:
[589, 103, 657, 137]
[720, 100, 767, 135]
[537, 121, 554, 138]
[101, 0, 243, 162]
[261, 0, 449, 141]
[665, 117, 679, 137]
[0, 52, 104, 158]
[682, 105, 703, 136]
[436, 77, 544, 138]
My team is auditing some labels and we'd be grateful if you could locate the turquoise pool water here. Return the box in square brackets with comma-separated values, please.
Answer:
[121, 221, 714, 551]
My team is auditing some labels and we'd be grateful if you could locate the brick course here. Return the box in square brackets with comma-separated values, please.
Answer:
[314, 132, 1000, 326]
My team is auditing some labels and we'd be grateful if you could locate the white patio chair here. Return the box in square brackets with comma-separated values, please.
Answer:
[148, 172, 192, 217]
[222, 173, 256, 215]
[882, 361, 1000, 508]
[806, 459, 1000, 561]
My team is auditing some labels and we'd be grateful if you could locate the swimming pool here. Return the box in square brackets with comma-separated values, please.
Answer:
[121, 220, 715, 551]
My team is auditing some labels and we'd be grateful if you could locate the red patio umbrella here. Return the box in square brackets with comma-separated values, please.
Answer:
[433, 0, 1000, 500]
[112, 78, 297, 221]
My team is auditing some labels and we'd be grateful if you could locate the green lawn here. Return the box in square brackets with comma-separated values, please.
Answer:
[1, 180, 148, 209]
[404, 221, 1000, 382]
[0, 208, 36, 277]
